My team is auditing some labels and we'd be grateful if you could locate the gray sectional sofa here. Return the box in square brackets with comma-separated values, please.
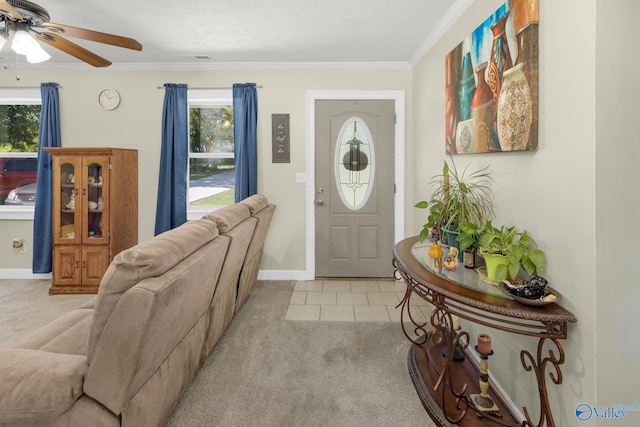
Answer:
[0, 195, 275, 427]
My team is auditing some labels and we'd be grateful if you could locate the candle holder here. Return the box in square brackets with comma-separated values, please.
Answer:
[470, 346, 499, 413]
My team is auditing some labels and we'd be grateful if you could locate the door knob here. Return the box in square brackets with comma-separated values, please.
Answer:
[315, 199, 324, 206]
[317, 187, 324, 194]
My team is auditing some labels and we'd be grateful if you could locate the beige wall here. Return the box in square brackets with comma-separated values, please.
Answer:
[595, 0, 640, 415]
[0, 68, 412, 273]
[412, 0, 600, 424]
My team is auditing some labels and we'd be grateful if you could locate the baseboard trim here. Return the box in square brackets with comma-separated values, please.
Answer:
[257, 270, 307, 281]
[0, 269, 52, 280]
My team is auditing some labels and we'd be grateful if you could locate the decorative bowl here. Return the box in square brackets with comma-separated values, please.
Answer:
[500, 281, 562, 306]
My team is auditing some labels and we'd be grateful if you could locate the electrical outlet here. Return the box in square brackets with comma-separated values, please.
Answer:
[12, 238, 26, 253]
[295, 172, 306, 183]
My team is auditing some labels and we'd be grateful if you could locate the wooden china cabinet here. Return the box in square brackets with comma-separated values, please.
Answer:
[45, 147, 138, 295]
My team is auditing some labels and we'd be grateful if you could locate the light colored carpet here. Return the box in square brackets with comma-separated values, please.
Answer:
[0, 279, 434, 426]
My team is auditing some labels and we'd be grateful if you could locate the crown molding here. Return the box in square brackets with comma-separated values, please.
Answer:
[6, 61, 412, 72]
[408, 0, 475, 67]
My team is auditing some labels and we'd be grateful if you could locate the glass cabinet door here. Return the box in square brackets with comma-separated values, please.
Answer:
[54, 157, 81, 244]
[83, 157, 109, 244]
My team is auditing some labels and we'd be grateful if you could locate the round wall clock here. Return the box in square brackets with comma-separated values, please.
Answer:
[97, 88, 121, 110]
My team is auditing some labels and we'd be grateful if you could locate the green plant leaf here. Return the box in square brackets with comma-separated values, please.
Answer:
[521, 258, 536, 277]
[415, 200, 429, 209]
[419, 226, 430, 243]
[528, 249, 547, 272]
[507, 262, 520, 280]
[495, 264, 508, 282]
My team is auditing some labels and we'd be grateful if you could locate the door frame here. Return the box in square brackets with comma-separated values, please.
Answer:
[305, 90, 405, 280]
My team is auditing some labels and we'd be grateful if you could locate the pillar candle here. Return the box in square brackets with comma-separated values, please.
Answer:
[451, 315, 460, 330]
[478, 334, 492, 354]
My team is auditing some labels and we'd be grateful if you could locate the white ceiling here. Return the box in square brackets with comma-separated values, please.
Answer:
[8, 0, 471, 69]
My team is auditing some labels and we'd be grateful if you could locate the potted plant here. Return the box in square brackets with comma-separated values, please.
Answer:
[415, 157, 495, 260]
[456, 219, 482, 268]
[478, 220, 547, 283]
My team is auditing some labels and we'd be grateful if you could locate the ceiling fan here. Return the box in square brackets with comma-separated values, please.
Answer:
[0, 0, 142, 67]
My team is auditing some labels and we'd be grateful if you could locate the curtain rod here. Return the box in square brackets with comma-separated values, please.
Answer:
[156, 85, 262, 90]
[0, 86, 62, 89]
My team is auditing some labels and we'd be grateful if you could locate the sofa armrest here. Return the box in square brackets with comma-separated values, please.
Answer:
[0, 349, 87, 423]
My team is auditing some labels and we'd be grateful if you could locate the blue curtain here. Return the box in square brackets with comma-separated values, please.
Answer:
[233, 83, 258, 202]
[32, 83, 61, 274]
[154, 83, 188, 235]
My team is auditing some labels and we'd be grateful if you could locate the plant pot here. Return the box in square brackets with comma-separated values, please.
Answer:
[442, 227, 463, 262]
[480, 252, 509, 283]
[463, 249, 477, 269]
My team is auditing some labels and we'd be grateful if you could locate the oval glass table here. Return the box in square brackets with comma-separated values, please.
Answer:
[393, 236, 577, 427]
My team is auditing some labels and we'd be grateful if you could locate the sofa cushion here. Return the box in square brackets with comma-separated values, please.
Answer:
[240, 194, 269, 215]
[13, 308, 94, 356]
[83, 235, 229, 416]
[236, 202, 276, 311]
[77, 295, 98, 310]
[88, 218, 219, 361]
[0, 349, 87, 423]
[204, 204, 250, 233]
[203, 205, 257, 354]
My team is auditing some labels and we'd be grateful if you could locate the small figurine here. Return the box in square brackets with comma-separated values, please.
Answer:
[66, 192, 75, 209]
[444, 247, 459, 271]
[429, 225, 440, 242]
[428, 241, 444, 272]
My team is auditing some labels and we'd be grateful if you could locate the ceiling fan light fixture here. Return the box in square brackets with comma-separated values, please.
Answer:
[11, 30, 34, 55]
[11, 29, 50, 63]
[25, 45, 51, 63]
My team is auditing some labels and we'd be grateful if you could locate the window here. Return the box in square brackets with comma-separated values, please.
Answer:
[187, 90, 234, 215]
[335, 117, 375, 211]
[0, 90, 41, 216]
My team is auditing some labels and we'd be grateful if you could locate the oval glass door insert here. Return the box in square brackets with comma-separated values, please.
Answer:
[334, 117, 375, 211]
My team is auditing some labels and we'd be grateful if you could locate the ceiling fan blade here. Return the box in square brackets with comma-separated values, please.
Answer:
[35, 32, 111, 67]
[0, 0, 23, 20]
[41, 22, 142, 51]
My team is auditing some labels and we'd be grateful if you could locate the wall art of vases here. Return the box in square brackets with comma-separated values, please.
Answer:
[514, 22, 539, 150]
[456, 119, 477, 154]
[458, 38, 475, 122]
[509, 0, 538, 35]
[487, 13, 513, 106]
[470, 62, 496, 153]
[445, 45, 462, 154]
[496, 63, 532, 151]
[444, 0, 538, 154]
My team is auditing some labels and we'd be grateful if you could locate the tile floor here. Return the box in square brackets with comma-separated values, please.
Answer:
[285, 279, 433, 322]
